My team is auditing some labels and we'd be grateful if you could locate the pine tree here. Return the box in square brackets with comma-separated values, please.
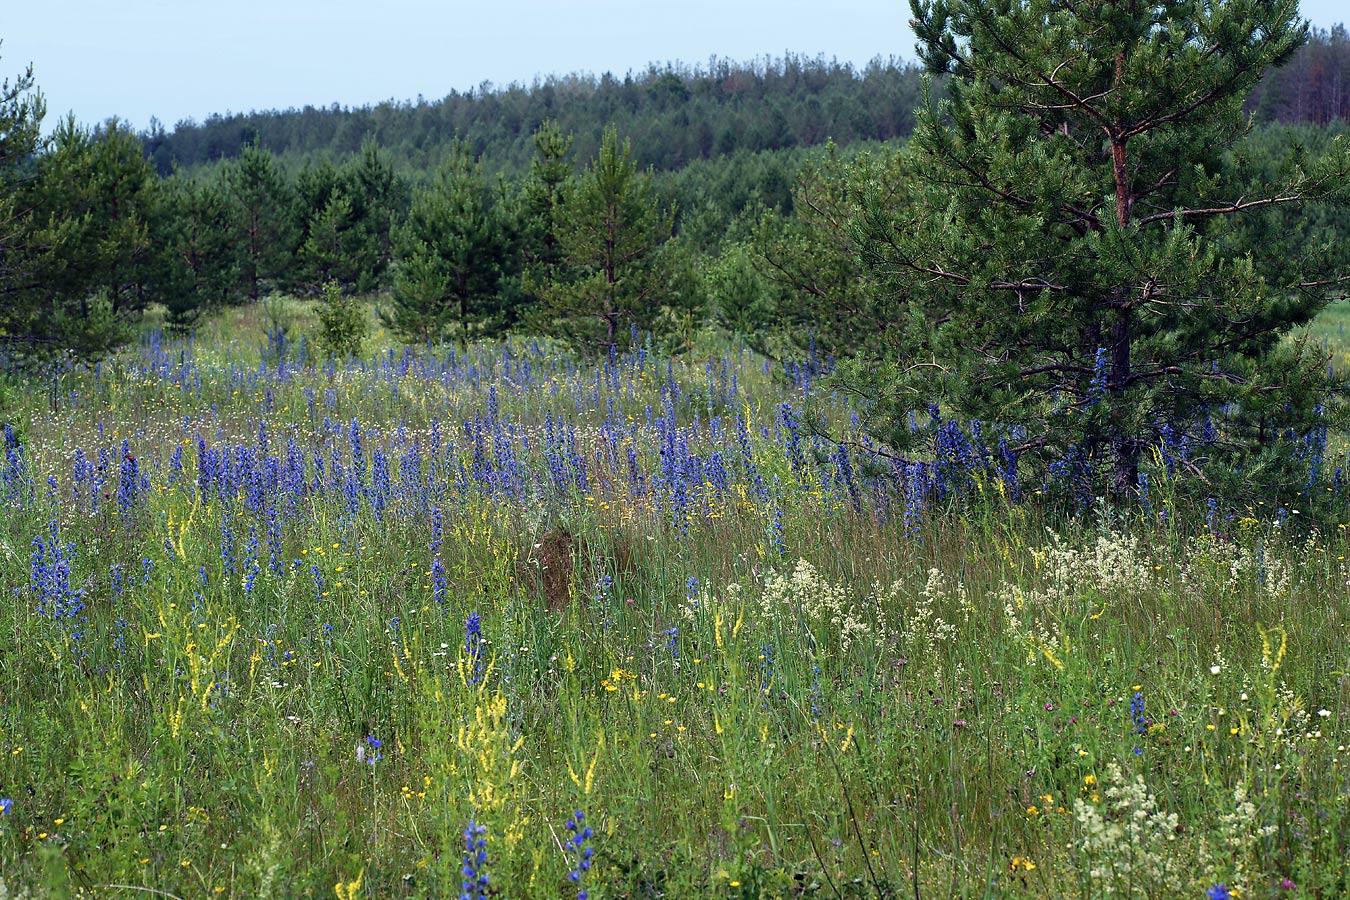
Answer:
[343, 137, 407, 292]
[0, 48, 45, 359]
[299, 190, 360, 290]
[519, 120, 574, 298]
[846, 0, 1350, 500]
[224, 142, 296, 302]
[533, 126, 675, 354]
[751, 141, 891, 360]
[155, 173, 238, 332]
[383, 143, 509, 344]
[20, 117, 158, 358]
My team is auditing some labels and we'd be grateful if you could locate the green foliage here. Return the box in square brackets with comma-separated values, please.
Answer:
[342, 137, 408, 291]
[142, 55, 928, 176]
[0, 46, 45, 362]
[313, 281, 367, 359]
[299, 189, 359, 289]
[516, 120, 574, 309]
[1247, 24, 1350, 124]
[154, 172, 238, 332]
[15, 116, 157, 362]
[290, 141, 408, 294]
[530, 127, 677, 353]
[748, 141, 890, 360]
[383, 142, 513, 344]
[842, 0, 1350, 498]
[223, 142, 297, 302]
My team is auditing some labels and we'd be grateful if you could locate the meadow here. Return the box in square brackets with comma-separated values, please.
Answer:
[0, 300, 1347, 899]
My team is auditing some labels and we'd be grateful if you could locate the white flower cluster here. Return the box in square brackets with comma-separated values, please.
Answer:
[1199, 783, 1274, 888]
[759, 559, 885, 654]
[0, 879, 32, 900]
[897, 568, 961, 653]
[1179, 537, 1292, 601]
[1073, 763, 1180, 893]
[993, 580, 1064, 668]
[1035, 529, 1155, 612]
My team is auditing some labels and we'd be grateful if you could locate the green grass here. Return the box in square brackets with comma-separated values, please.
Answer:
[0, 307, 1347, 899]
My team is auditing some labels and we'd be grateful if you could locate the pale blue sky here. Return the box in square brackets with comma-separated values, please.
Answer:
[3, 1, 1345, 132]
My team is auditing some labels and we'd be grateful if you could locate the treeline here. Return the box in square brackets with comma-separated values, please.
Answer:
[1, 97, 820, 358]
[4, 32, 1350, 367]
[142, 29, 1350, 180]
[1248, 25, 1350, 125]
[141, 55, 927, 175]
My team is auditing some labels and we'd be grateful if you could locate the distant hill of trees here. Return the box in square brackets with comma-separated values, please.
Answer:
[140, 55, 928, 175]
[140, 27, 1350, 177]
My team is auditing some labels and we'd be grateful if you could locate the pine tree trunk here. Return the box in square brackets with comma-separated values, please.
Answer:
[1108, 107, 1138, 498]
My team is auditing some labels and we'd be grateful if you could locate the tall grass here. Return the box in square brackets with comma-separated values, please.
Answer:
[0, 313, 1347, 898]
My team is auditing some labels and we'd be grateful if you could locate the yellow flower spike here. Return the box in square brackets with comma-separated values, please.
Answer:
[334, 869, 363, 900]
[1259, 625, 1287, 674]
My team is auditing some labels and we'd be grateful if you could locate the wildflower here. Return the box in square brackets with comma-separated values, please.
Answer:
[461, 821, 489, 900]
[362, 735, 383, 766]
[1207, 885, 1232, 900]
[1130, 691, 1148, 735]
[0, 798, 11, 815]
[465, 612, 484, 684]
[564, 810, 595, 900]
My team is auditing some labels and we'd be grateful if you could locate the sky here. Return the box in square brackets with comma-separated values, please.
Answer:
[3, 1, 1346, 133]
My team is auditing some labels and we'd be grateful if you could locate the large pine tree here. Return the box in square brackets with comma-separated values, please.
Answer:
[847, 0, 1350, 499]
[20, 117, 158, 358]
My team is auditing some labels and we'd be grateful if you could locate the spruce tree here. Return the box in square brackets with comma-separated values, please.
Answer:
[847, 0, 1350, 499]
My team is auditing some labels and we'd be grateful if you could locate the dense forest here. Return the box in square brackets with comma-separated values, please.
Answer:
[141, 55, 928, 176]
[1247, 24, 1350, 124]
[141, 27, 1350, 178]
